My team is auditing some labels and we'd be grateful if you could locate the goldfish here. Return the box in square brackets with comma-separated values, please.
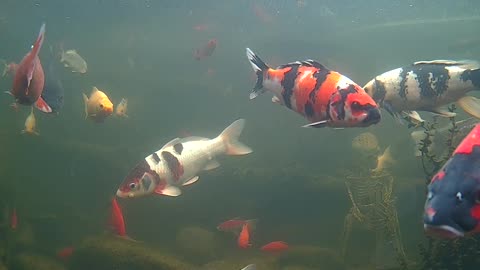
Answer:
[238, 223, 251, 249]
[9, 23, 51, 112]
[260, 241, 289, 252]
[194, 39, 217, 60]
[56, 247, 74, 260]
[60, 49, 87, 73]
[110, 197, 127, 237]
[115, 98, 128, 118]
[423, 123, 480, 238]
[217, 218, 257, 234]
[116, 119, 252, 198]
[10, 207, 17, 230]
[371, 146, 394, 173]
[363, 60, 480, 122]
[22, 107, 39, 135]
[245, 48, 381, 128]
[82, 86, 113, 123]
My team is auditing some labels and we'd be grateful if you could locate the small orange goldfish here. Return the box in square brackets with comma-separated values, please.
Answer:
[238, 223, 251, 249]
[115, 98, 128, 118]
[82, 86, 113, 123]
[21, 107, 39, 135]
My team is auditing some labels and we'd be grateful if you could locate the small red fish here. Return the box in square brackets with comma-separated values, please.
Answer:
[194, 39, 217, 60]
[237, 223, 251, 249]
[260, 241, 289, 252]
[110, 197, 127, 237]
[217, 218, 256, 233]
[10, 207, 17, 230]
[57, 246, 74, 260]
[9, 23, 51, 112]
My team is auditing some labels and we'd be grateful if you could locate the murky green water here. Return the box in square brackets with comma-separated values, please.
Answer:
[0, 1, 479, 269]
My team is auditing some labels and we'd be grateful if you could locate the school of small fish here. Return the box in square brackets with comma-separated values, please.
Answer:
[1, 7, 480, 269]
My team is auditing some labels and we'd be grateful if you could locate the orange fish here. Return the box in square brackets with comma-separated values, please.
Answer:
[194, 39, 217, 60]
[57, 246, 74, 260]
[10, 207, 17, 230]
[260, 241, 289, 252]
[82, 86, 114, 123]
[237, 223, 251, 249]
[245, 48, 381, 128]
[110, 197, 127, 237]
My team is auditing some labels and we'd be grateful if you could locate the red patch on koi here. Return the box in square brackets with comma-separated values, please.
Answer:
[454, 124, 480, 155]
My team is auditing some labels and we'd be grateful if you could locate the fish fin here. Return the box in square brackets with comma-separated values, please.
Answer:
[427, 107, 456, 118]
[182, 176, 199, 186]
[218, 119, 252, 155]
[160, 138, 182, 150]
[155, 185, 182, 196]
[30, 23, 46, 61]
[92, 86, 100, 94]
[302, 120, 329, 128]
[246, 48, 270, 100]
[413, 60, 480, 70]
[204, 160, 220, 170]
[4, 91, 12, 96]
[240, 264, 256, 270]
[82, 93, 89, 119]
[457, 96, 480, 120]
[35, 96, 52, 113]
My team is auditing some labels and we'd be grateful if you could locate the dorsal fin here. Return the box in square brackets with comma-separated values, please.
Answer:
[413, 60, 480, 70]
[277, 59, 327, 70]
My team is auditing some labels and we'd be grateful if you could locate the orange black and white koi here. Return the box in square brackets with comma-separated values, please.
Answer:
[116, 119, 252, 198]
[245, 48, 381, 128]
[424, 123, 480, 238]
[364, 60, 480, 122]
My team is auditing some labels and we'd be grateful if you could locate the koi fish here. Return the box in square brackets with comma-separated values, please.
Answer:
[116, 119, 252, 198]
[83, 86, 114, 123]
[245, 48, 381, 128]
[260, 241, 289, 252]
[423, 123, 480, 238]
[194, 39, 217, 60]
[363, 60, 480, 122]
[9, 23, 50, 112]
[238, 222, 251, 249]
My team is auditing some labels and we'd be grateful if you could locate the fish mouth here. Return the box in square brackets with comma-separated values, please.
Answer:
[424, 224, 464, 239]
[362, 107, 381, 125]
[116, 189, 129, 198]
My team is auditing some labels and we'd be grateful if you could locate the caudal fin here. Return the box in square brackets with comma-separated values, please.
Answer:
[246, 48, 270, 100]
[219, 119, 253, 155]
[31, 23, 46, 59]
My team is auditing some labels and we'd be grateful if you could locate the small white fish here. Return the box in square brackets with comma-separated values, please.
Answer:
[117, 119, 252, 198]
[61, 49, 87, 73]
[22, 107, 39, 135]
[115, 98, 128, 118]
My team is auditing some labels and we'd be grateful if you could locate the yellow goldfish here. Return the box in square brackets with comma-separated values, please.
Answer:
[115, 98, 128, 118]
[82, 86, 113, 123]
[22, 107, 39, 135]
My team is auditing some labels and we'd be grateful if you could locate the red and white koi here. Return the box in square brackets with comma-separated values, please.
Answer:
[246, 48, 381, 128]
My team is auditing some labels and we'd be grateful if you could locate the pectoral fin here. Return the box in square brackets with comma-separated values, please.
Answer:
[82, 93, 89, 119]
[155, 185, 181, 196]
[302, 120, 329, 128]
[457, 96, 480, 120]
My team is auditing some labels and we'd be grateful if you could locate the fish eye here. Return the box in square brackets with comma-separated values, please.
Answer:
[129, 183, 136, 189]
[100, 104, 104, 108]
[427, 191, 433, 200]
[456, 192, 463, 202]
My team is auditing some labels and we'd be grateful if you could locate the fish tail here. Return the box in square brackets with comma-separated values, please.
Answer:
[82, 93, 89, 119]
[246, 48, 270, 100]
[218, 119, 252, 155]
[31, 23, 46, 59]
[457, 96, 480, 120]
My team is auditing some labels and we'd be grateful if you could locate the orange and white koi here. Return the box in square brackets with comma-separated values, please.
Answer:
[246, 48, 381, 128]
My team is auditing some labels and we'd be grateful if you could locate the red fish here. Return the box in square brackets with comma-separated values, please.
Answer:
[217, 218, 256, 233]
[110, 197, 127, 237]
[424, 123, 480, 238]
[260, 241, 289, 252]
[10, 207, 17, 230]
[245, 48, 381, 128]
[57, 247, 74, 260]
[194, 39, 217, 60]
[9, 23, 51, 112]
[237, 223, 251, 249]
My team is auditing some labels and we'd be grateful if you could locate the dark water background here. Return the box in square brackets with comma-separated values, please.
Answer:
[0, 0, 479, 269]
